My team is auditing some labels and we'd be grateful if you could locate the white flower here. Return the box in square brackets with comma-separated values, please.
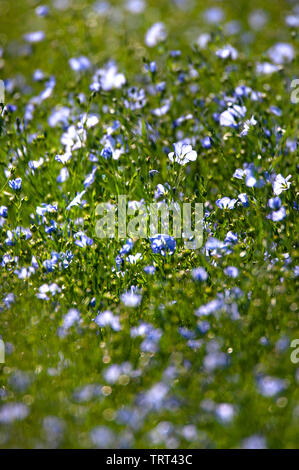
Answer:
[61, 125, 86, 151]
[145, 22, 167, 47]
[127, 253, 143, 264]
[273, 174, 292, 195]
[219, 105, 246, 127]
[216, 45, 238, 60]
[66, 190, 86, 210]
[270, 207, 286, 222]
[197, 33, 211, 49]
[168, 142, 197, 165]
[121, 287, 142, 307]
[91, 62, 126, 92]
[240, 116, 257, 136]
[94, 311, 121, 331]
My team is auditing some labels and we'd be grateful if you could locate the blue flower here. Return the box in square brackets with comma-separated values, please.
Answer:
[36, 203, 58, 222]
[14, 267, 35, 279]
[35, 5, 49, 17]
[154, 183, 168, 199]
[198, 321, 210, 334]
[125, 0, 145, 14]
[69, 56, 91, 72]
[195, 298, 225, 317]
[144, 265, 155, 275]
[83, 167, 97, 188]
[6, 104, 17, 113]
[233, 168, 245, 179]
[74, 231, 93, 248]
[156, 81, 166, 92]
[201, 136, 212, 149]
[37, 283, 61, 300]
[152, 100, 171, 117]
[57, 167, 69, 183]
[286, 138, 297, 153]
[120, 239, 134, 256]
[23, 31, 45, 43]
[224, 231, 238, 245]
[101, 146, 113, 159]
[257, 375, 286, 397]
[145, 61, 156, 73]
[256, 62, 279, 75]
[125, 87, 146, 110]
[3, 293, 15, 309]
[268, 197, 281, 210]
[268, 42, 294, 64]
[203, 7, 224, 24]
[268, 207, 286, 222]
[242, 435, 267, 450]
[170, 50, 181, 57]
[58, 309, 81, 337]
[238, 193, 249, 207]
[269, 106, 282, 117]
[5, 227, 31, 246]
[0, 403, 29, 424]
[94, 311, 121, 331]
[205, 237, 224, 251]
[0, 206, 8, 217]
[215, 403, 235, 423]
[224, 266, 239, 278]
[192, 267, 208, 281]
[90, 426, 114, 448]
[55, 152, 72, 164]
[9, 178, 22, 191]
[150, 234, 176, 256]
[240, 116, 257, 136]
[28, 158, 44, 172]
[43, 259, 56, 272]
[61, 251, 73, 269]
[45, 220, 58, 234]
[115, 255, 123, 270]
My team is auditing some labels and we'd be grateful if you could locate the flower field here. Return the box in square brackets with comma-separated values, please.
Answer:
[0, 0, 298, 449]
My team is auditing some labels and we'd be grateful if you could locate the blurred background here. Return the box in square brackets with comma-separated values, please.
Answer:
[0, 0, 298, 79]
